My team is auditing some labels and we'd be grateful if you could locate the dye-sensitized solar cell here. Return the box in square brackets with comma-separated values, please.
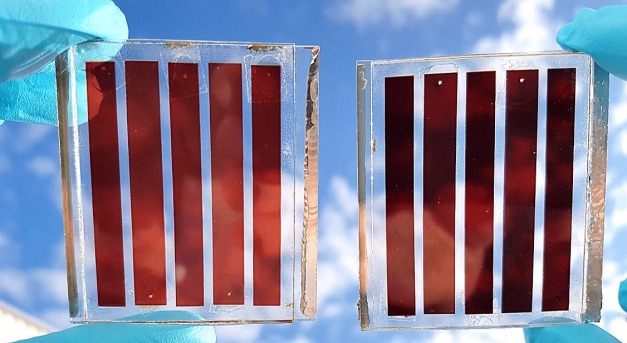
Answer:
[55, 40, 319, 324]
[357, 52, 609, 330]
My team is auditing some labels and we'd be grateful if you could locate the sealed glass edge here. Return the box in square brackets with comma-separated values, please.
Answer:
[357, 61, 373, 329]
[583, 61, 609, 322]
[298, 46, 319, 320]
[55, 50, 81, 320]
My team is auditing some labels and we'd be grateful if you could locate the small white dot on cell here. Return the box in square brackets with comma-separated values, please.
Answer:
[437, 80, 443, 86]
[519, 78, 525, 83]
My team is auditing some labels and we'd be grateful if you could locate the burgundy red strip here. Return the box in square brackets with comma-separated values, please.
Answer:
[251, 65, 282, 306]
[86, 62, 126, 307]
[542, 68, 576, 311]
[125, 61, 167, 305]
[423, 73, 457, 315]
[168, 62, 205, 306]
[384, 76, 416, 317]
[464, 71, 496, 315]
[502, 70, 539, 313]
[209, 63, 245, 305]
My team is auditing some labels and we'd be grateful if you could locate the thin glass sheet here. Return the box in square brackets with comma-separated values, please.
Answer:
[357, 52, 609, 330]
[57, 40, 319, 324]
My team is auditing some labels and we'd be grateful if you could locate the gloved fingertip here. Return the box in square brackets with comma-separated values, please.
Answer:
[556, 7, 597, 52]
[619, 278, 627, 313]
[555, 23, 576, 51]
[524, 324, 620, 343]
[573, 7, 597, 21]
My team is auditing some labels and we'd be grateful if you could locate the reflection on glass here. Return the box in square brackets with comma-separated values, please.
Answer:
[125, 61, 168, 306]
[209, 63, 245, 305]
[169, 62, 204, 306]
[542, 68, 576, 311]
[422, 73, 458, 315]
[464, 71, 496, 315]
[502, 69, 538, 314]
[252, 65, 283, 306]
[384, 76, 416, 317]
[86, 61, 126, 307]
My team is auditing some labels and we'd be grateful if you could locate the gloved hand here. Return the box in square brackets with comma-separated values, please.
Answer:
[0, 0, 128, 124]
[1, 2, 216, 342]
[557, 5, 627, 81]
[15, 311, 216, 343]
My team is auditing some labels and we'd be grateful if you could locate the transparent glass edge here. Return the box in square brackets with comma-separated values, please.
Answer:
[55, 50, 80, 319]
[583, 61, 609, 322]
[79, 39, 297, 47]
[358, 51, 588, 65]
[357, 62, 370, 329]
[299, 46, 319, 319]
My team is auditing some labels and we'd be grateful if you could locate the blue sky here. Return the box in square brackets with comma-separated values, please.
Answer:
[1, 0, 627, 342]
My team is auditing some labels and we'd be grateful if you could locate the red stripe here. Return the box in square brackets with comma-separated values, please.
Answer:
[86, 62, 126, 307]
[385, 76, 416, 316]
[502, 70, 538, 313]
[251, 65, 282, 306]
[542, 68, 576, 311]
[168, 63, 205, 306]
[209, 63, 245, 305]
[125, 61, 167, 305]
[464, 71, 495, 314]
[423, 73, 457, 314]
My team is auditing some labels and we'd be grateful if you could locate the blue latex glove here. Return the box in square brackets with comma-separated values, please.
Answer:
[557, 6, 627, 81]
[15, 311, 216, 343]
[0, 0, 128, 124]
[523, 279, 627, 342]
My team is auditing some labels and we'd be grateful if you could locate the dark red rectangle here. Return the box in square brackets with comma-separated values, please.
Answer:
[502, 69, 539, 313]
[168, 63, 204, 306]
[86, 62, 126, 307]
[542, 68, 576, 311]
[125, 61, 167, 305]
[423, 73, 457, 314]
[464, 71, 496, 314]
[385, 76, 416, 317]
[251, 65, 282, 306]
[209, 63, 245, 305]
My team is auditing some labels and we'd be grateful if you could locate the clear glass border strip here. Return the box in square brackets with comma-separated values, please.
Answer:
[57, 40, 318, 324]
[357, 52, 608, 330]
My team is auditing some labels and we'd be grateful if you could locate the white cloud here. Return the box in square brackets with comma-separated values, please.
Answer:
[607, 181, 627, 242]
[0, 269, 31, 304]
[609, 82, 627, 129]
[0, 267, 68, 307]
[473, 0, 561, 53]
[27, 156, 57, 178]
[14, 124, 54, 153]
[30, 269, 68, 305]
[0, 232, 8, 249]
[215, 324, 262, 343]
[317, 177, 359, 315]
[427, 328, 523, 343]
[40, 308, 71, 330]
[326, 0, 459, 29]
[0, 240, 68, 309]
